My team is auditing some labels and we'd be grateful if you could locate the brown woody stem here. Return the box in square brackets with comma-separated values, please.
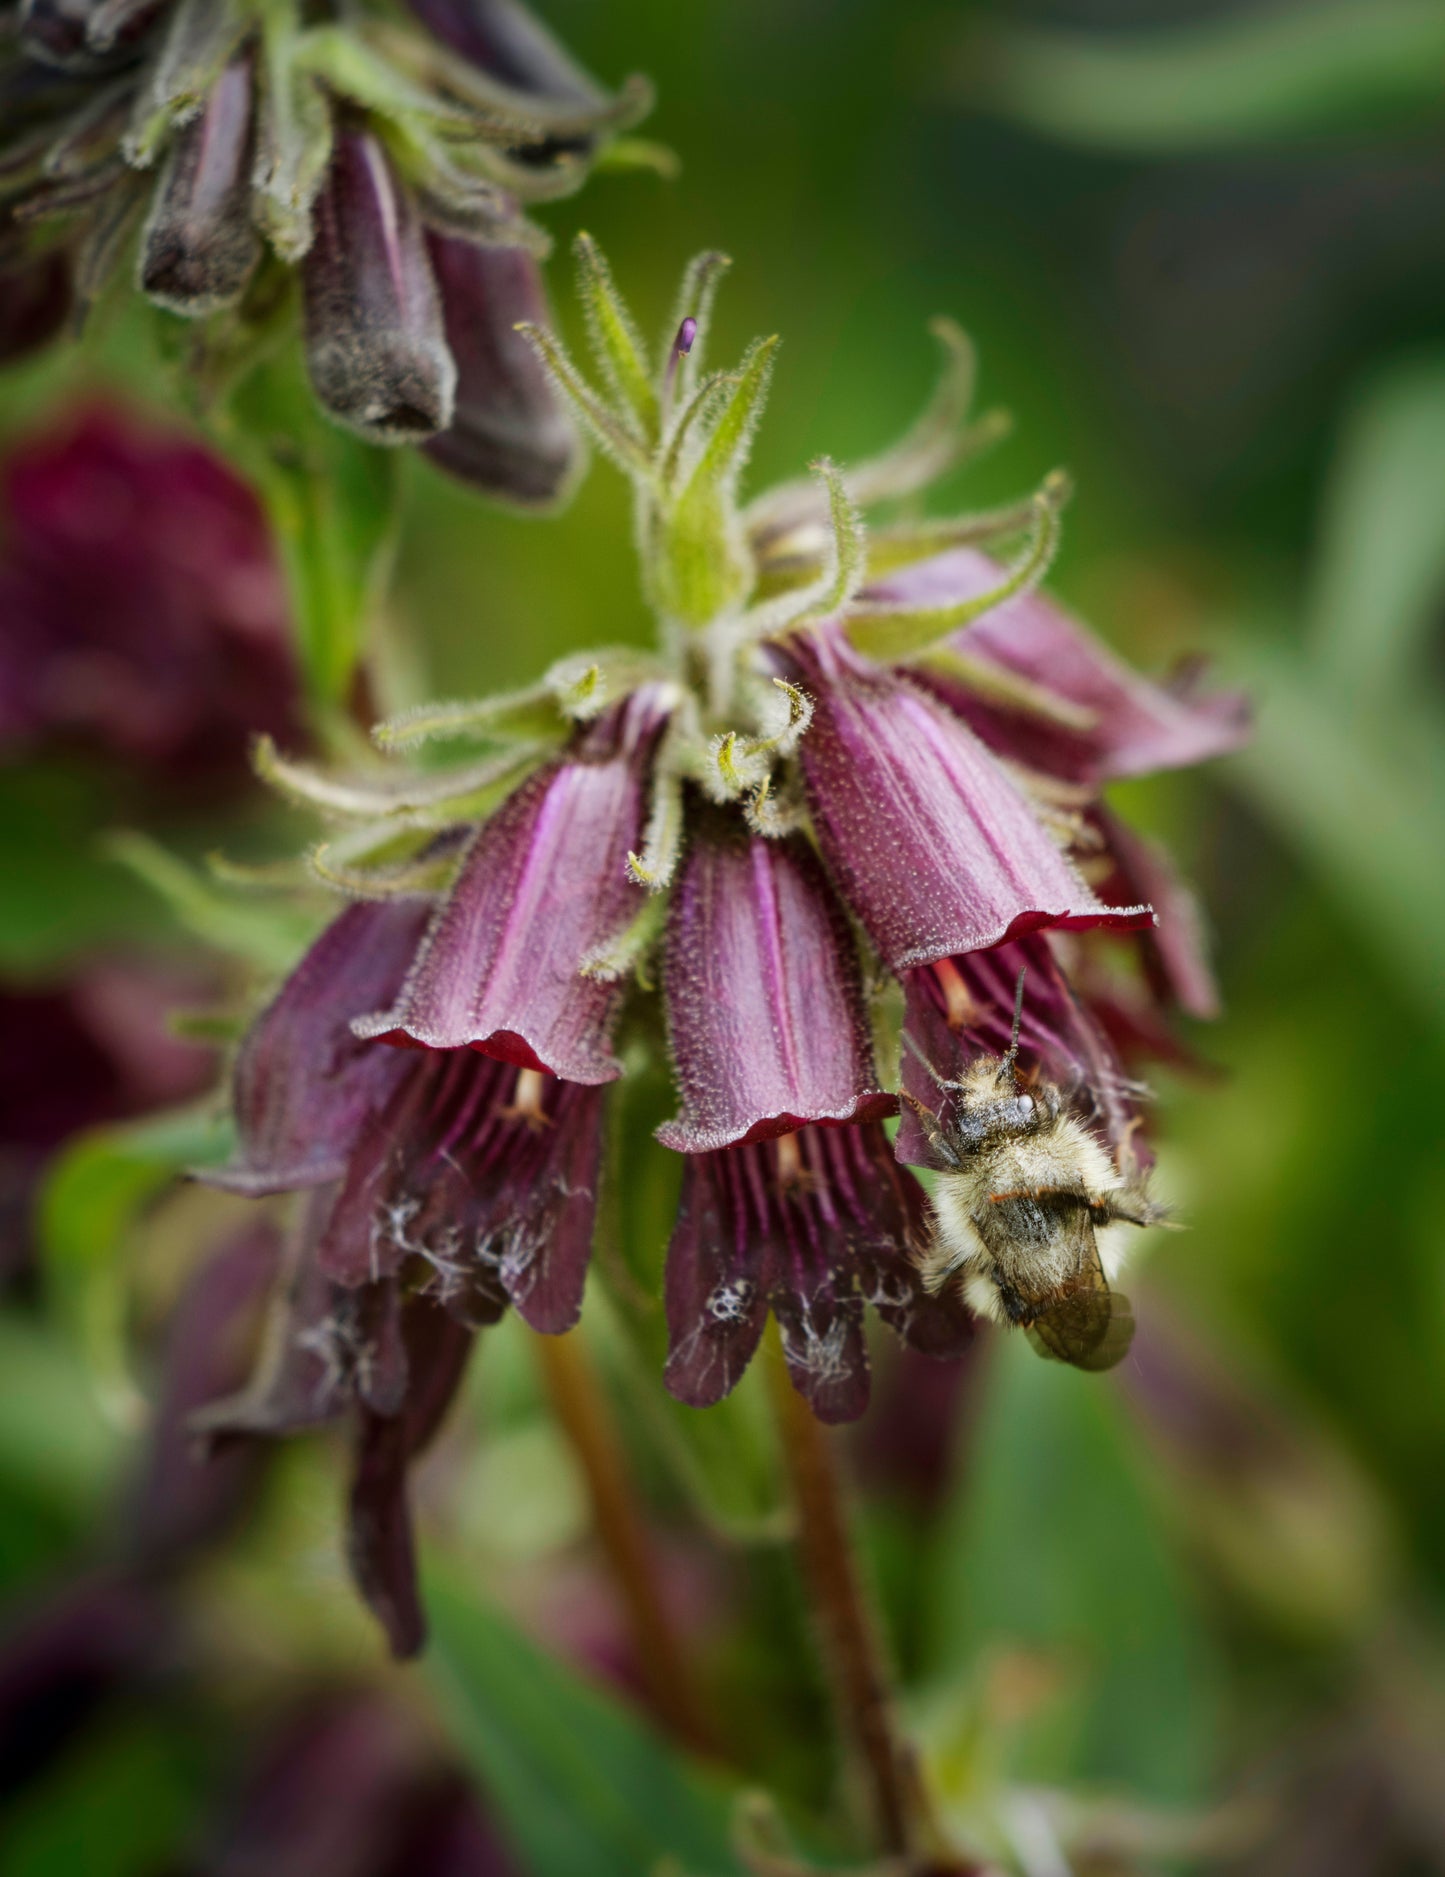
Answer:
[534, 1329, 715, 1756]
[765, 1333, 934, 1863]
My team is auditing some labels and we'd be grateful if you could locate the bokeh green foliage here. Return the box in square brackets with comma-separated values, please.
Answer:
[2, 1, 1444, 1871]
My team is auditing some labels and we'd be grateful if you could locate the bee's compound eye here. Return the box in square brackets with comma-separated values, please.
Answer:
[1016, 1095, 1034, 1119]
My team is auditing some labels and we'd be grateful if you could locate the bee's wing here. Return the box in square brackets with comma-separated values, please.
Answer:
[1024, 1230, 1135, 1373]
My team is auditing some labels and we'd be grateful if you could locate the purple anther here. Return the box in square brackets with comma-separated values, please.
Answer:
[663, 315, 699, 410]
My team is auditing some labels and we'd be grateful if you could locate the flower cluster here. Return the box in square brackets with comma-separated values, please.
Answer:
[197, 244, 1246, 1650]
[0, 0, 650, 496]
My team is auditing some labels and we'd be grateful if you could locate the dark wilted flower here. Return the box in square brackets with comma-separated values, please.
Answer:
[0, 402, 301, 776]
[196, 1692, 519, 1877]
[0, 958, 217, 1285]
[0, 0, 652, 495]
[194, 244, 1245, 1643]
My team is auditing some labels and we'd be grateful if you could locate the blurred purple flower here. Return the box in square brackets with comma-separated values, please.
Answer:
[198, 1692, 518, 1877]
[0, 404, 302, 780]
[0, 959, 216, 1285]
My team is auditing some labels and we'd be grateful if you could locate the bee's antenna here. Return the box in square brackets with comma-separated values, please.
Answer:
[1001, 967, 1028, 1071]
[901, 1028, 947, 1088]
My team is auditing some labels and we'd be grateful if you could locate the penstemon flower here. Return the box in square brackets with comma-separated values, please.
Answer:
[198, 242, 1246, 1650]
[0, 0, 650, 495]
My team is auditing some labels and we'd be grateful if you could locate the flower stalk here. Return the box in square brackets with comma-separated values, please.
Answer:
[765, 1329, 937, 1864]
[534, 1328, 716, 1757]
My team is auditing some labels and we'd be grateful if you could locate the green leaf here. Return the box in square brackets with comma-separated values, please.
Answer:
[654, 336, 779, 627]
[0, 763, 158, 972]
[221, 344, 401, 711]
[0, 1714, 201, 1877]
[575, 232, 660, 442]
[123, 0, 248, 166]
[425, 1560, 741, 1877]
[105, 830, 324, 970]
[922, 1338, 1223, 1805]
[972, 0, 1445, 152]
[1308, 356, 1445, 703]
[518, 319, 658, 480]
[845, 476, 1066, 664]
[252, 1, 334, 260]
[0, 1311, 126, 1514]
[37, 1104, 235, 1426]
[1225, 639, 1445, 1039]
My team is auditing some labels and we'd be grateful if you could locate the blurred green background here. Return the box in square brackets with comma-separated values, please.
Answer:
[2, 1, 1444, 1871]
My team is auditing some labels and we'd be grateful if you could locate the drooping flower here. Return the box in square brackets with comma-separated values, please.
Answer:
[0, 0, 651, 493]
[197, 243, 1245, 1642]
[198, 888, 610, 1649]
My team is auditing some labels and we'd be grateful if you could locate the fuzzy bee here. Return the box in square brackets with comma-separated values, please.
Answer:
[902, 974, 1163, 1371]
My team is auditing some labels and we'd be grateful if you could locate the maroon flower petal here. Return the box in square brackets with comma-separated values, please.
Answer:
[777, 627, 1150, 973]
[866, 548, 1249, 784]
[318, 1050, 604, 1335]
[206, 900, 431, 1195]
[406, 0, 600, 109]
[896, 933, 1145, 1169]
[355, 691, 668, 1081]
[126, 1218, 279, 1571]
[423, 237, 577, 505]
[347, 1295, 475, 1659]
[657, 823, 893, 1154]
[1093, 807, 1221, 1021]
[665, 1123, 970, 1424]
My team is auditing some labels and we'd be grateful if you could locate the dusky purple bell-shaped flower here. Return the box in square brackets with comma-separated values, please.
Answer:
[664, 1122, 975, 1424]
[0, 403, 302, 780]
[194, 1186, 479, 1658]
[207, 897, 430, 1197]
[318, 1048, 605, 1334]
[658, 819, 893, 1154]
[422, 235, 578, 504]
[138, 53, 262, 317]
[302, 127, 457, 444]
[354, 687, 670, 1078]
[774, 625, 1153, 972]
[198, 245, 1247, 1644]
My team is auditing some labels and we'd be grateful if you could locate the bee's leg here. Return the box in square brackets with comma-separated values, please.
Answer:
[1092, 1187, 1173, 1230]
[899, 1091, 960, 1168]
